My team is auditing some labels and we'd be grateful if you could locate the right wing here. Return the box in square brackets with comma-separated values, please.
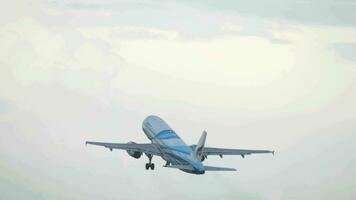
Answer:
[198, 146, 274, 158]
[86, 141, 161, 156]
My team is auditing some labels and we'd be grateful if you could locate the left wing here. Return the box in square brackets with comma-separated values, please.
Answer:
[192, 146, 274, 158]
[86, 141, 161, 156]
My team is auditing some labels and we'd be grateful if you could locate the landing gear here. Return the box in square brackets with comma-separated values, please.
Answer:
[145, 163, 155, 170]
[164, 161, 171, 167]
[145, 153, 155, 170]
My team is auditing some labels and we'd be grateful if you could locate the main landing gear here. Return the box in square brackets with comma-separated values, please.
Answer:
[145, 153, 155, 170]
[164, 161, 170, 167]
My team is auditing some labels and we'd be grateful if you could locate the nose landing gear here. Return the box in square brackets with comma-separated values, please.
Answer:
[145, 153, 155, 170]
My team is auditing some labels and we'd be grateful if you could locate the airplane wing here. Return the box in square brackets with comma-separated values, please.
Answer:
[86, 141, 161, 156]
[193, 146, 274, 158]
[203, 147, 274, 155]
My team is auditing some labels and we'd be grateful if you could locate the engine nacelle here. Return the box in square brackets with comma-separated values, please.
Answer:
[126, 142, 142, 159]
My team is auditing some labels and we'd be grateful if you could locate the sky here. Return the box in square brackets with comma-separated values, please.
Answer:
[0, 0, 355, 199]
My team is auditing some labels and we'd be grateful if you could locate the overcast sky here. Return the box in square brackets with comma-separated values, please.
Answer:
[0, 0, 355, 199]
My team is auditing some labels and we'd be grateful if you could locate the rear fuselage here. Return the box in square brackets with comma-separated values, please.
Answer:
[142, 115, 205, 174]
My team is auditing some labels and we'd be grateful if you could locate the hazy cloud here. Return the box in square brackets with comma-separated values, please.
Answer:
[185, 0, 356, 26]
[333, 42, 356, 62]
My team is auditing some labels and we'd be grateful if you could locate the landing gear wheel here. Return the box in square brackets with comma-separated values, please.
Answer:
[145, 153, 154, 170]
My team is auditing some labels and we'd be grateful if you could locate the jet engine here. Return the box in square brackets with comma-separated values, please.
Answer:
[126, 142, 142, 159]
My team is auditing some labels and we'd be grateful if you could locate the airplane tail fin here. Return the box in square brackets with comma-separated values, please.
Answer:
[194, 130, 207, 160]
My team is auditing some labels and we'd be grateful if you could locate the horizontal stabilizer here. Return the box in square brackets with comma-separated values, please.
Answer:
[165, 165, 194, 170]
[204, 165, 237, 171]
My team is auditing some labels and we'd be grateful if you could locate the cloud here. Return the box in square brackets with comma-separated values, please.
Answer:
[0, 98, 12, 114]
[0, 18, 121, 97]
[333, 42, 356, 62]
[221, 20, 300, 43]
[111, 27, 180, 39]
[185, 0, 356, 26]
[29, 0, 356, 43]
[65, 0, 165, 11]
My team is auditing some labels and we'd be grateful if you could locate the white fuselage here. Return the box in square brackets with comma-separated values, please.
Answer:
[142, 115, 205, 174]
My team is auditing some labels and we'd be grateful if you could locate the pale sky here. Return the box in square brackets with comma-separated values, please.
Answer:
[0, 0, 355, 199]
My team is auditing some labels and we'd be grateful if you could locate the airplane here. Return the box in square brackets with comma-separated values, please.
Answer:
[86, 115, 274, 175]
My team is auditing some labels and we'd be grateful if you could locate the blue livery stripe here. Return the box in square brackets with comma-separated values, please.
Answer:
[154, 129, 179, 140]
